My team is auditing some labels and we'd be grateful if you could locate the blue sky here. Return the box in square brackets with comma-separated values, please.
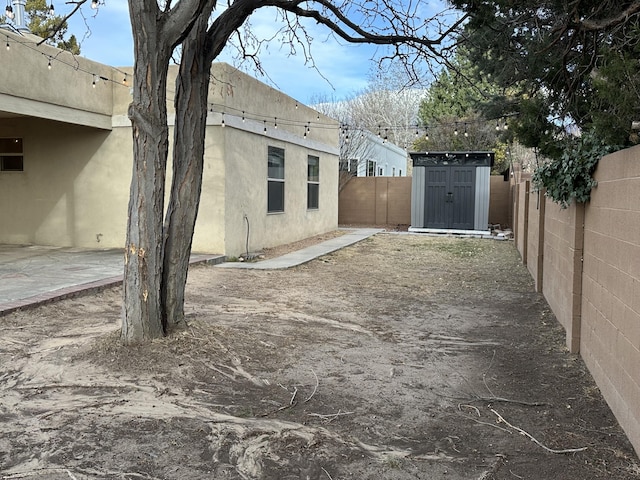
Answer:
[66, 0, 449, 104]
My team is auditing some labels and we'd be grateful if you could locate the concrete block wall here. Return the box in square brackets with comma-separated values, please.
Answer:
[512, 144, 640, 456]
[515, 182, 529, 263]
[338, 177, 411, 226]
[525, 189, 545, 292]
[340, 175, 510, 227]
[542, 201, 584, 353]
[580, 145, 640, 456]
[489, 176, 512, 227]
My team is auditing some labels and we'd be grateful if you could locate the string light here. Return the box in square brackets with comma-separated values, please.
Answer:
[5, 4, 14, 20]
[221, 112, 226, 127]
[3, 32, 515, 140]
[454, 123, 458, 136]
[274, 117, 278, 129]
[48, 3, 55, 16]
[91, 0, 99, 9]
[464, 123, 468, 137]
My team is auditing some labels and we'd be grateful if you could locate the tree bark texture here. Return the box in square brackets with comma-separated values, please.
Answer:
[161, 15, 212, 331]
[122, 0, 216, 344]
[121, 2, 173, 344]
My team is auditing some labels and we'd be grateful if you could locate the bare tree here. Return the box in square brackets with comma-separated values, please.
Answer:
[118, 0, 470, 344]
[311, 96, 377, 190]
[38, 0, 466, 343]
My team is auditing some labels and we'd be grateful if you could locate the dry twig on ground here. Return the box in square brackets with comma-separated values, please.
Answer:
[490, 408, 588, 454]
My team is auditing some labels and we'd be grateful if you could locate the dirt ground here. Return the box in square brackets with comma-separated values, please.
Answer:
[1, 233, 639, 480]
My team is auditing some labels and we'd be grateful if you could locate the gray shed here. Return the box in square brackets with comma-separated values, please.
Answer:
[409, 151, 494, 232]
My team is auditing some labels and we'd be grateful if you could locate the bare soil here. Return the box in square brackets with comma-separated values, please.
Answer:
[1, 233, 639, 480]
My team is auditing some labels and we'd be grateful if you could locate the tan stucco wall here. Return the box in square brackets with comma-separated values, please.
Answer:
[0, 117, 131, 248]
[0, 30, 116, 128]
[219, 125, 338, 257]
[1, 55, 338, 255]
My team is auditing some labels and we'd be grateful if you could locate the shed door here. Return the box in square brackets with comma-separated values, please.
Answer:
[424, 166, 476, 229]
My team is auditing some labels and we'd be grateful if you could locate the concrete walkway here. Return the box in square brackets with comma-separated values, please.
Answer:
[216, 228, 383, 269]
[0, 245, 223, 316]
[0, 228, 382, 315]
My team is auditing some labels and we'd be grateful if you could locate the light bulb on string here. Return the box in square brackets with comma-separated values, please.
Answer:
[495, 119, 500, 131]
[92, 75, 97, 88]
[464, 123, 468, 137]
[263, 120, 267, 134]
[91, 0, 99, 9]
[122, 74, 127, 85]
[454, 123, 459, 136]
[241, 111, 245, 122]
[221, 112, 226, 127]
[5, 5, 14, 20]
[47, 57, 52, 70]
[5, 36, 9, 51]
[274, 117, 277, 129]
[48, 3, 55, 16]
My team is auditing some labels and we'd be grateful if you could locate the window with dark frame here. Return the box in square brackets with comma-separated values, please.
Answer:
[267, 146, 285, 213]
[307, 155, 319, 210]
[350, 158, 358, 176]
[0, 138, 23, 172]
[367, 160, 376, 177]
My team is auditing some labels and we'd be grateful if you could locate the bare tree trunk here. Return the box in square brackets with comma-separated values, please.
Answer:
[121, 3, 173, 345]
[161, 16, 212, 331]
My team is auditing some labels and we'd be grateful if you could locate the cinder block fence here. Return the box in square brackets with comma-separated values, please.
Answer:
[513, 145, 640, 457]
[339, 175, 511, 227]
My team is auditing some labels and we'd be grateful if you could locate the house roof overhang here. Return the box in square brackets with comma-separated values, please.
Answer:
[0, 93, 113, 130]
[409, 151, 495, 168]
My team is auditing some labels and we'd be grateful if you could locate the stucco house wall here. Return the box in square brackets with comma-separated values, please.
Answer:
[0, 31, 339, 257]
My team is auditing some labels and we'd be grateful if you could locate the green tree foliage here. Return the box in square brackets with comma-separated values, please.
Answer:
[449, 0, 640, 159]
[532, 130, 618, 208]
[25, 0, 80, 54]
[416, 49, 509, 173]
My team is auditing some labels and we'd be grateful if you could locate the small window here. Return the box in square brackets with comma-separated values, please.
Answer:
[0, 138, 23, 172]
[367, 160, 376, 177]
[350, 158, 358, 176]
[308, 155, 319, 210]
[268, 146, 285, 213]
